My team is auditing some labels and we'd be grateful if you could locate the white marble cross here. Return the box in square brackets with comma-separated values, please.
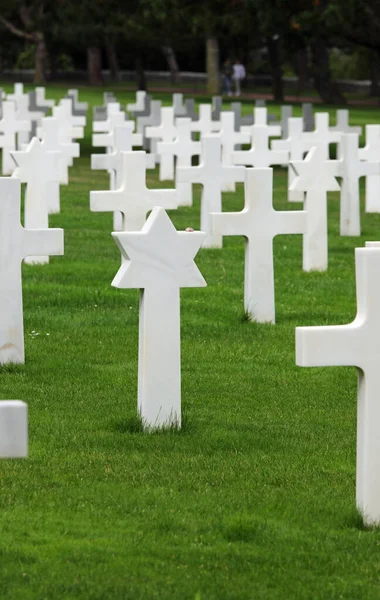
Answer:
[146, 107, 178, 180]
[55, 100, 85, 137]
[38, 116, 79, 213]
[305, 112, 342, 159]
[91, 151, 178, 232]
[15, 94, 44, 147]
[177, 135, 245, 248]
[251, 107, 281, 137]
[359, 125, 380, 213]
[157, 118, 201, 207]
[92, 111, 125, 134]
[112, 207, 206, 429]
[0, 177, 63, 363]
[296, 245, 380, 526]
[217, 112, 251, 192]
[190, 104, 220, 136]
[0, 101, 30, 175]
[338, 133, 380, 236]
[290, 146, 340, 271]
[211, 168, 307, 323]
[11, 138, 61, 264]
[91, 125, 148, 230]
[272, 117, 308, 202]
[0, 401, 28, 458]
[127, 90, 146, 115]
[52, 105, 84, 166]
[234, 124, 288, 168]
[330, 109, 362, 135]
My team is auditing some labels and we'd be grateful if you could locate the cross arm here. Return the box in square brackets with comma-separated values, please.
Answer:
[275, 210, 307, 235]
[296, 322, 361, 368]
[92, 133, 112, 148]
[176, 166, 205, 184]
[91, 153, 116, 171]
[90, 189, 125, 213]
[23, 228, 64, 259]
[210, 210, 248, 237]
[233, 149, 253, 166]
[146, 189, 178, 210]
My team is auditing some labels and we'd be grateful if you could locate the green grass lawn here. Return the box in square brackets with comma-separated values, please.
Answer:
[0, 86, 380, 599]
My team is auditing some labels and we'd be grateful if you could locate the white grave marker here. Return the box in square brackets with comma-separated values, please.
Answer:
[177, 135, 245, 248]
[0, 178, 63, 363]
[157, 118, 201, 207]
[234, 124, 287, 168]
[91, 151, 178, 232]
[38, 116, 79, 213]
[272, 117, 309, 202]
[359, 125, 380, 213]
[338, 133, 380, 237]
[0, 101, 29, 175]
[290, 146, 340, 271]
[0, 401, 27, 458]
[190, 104, 220, 136]
[211, 168, 307, 323]
[146, 107, 177, 180]
[112, 207, 206, 428]
[296, 246, 380, 526]
[217, 112, 250, 192]
[11, 138, 61, 263]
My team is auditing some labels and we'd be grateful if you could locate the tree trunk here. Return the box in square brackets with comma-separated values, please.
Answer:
[87, 46, 103, 86]
[34, 32, 46, 84]
[135, 55, 147, 90]
[310, 38, 345, 104]
[369, 50, 380, 97]
[267, 34, 284, 102]
[296, 46, 308, 96]
[206, 36, 220, 95]
[161, 45, 179, 84]
[105, 40, 120, 82]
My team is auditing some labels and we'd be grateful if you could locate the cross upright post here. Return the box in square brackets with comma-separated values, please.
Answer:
[339, 133, 380, 236]
[112, 207, 206, 429]
[157, 118, 201, 207]
[359, 125, 380, 213]
[90, 151, 178, 232]
[290, 146, 340, 271]
[0, 401, 28, 458]
[0, 178, 63, 363]
[177, 135, 245, 248]
[210, 168, 307, 323]
[296, 246, 380, 526]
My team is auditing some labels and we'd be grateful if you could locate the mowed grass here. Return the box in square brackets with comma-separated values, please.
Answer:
[0, 86, 380, 599]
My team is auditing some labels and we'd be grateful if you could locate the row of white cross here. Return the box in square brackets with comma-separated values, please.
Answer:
[0, 83, 88, 461]
[90, 92, 380, 526]
[1, 86, 380, 528]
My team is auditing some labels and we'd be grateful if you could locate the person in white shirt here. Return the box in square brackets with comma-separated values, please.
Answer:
[233, 60, 246, 97]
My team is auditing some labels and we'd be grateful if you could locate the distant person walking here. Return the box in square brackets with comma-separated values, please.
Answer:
[223, 58, 233, 96]
[233, 59, 246, 96]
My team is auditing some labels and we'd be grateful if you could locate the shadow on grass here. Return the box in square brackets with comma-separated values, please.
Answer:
[340, 508, 380, 532]
[110, 410, 196, 436]
[0, 363, 25, 375]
